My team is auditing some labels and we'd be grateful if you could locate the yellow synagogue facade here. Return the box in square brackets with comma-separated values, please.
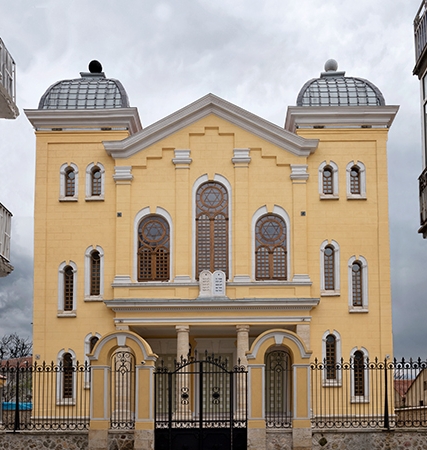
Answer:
[25, 59, 398, 450]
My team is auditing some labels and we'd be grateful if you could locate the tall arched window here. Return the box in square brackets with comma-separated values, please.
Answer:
[91, 167, 102, 196]
[324, 245, 335, 290]
[65, 168, 76, 197]
[350, 348, 369, 401]
[265, 349, 292, 427]
[62, 352, 74, 399]
[349, 165, 360, 194]
[346, 161, 366, 199]
[323, 165, 333, 195]
[255, 214, 287, 280]
[86, 163, 105, 200]
[60, 163, 79, 201]
[351, 261, 363, 307]
[319, 161, 338, 198]
[90, 250, 101, 296]
[138, 215, 170, 281]
[64, 265, 74, 311]
[196, 181, 228, 278]
[325, 334, 336, 380]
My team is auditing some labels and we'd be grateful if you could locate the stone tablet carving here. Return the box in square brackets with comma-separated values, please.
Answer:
[198, 270, 226, 297]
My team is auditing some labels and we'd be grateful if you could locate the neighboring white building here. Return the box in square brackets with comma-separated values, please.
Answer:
[0, 37, 18, 277]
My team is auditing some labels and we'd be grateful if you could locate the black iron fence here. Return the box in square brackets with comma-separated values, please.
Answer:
[311, 357, 427, 429]
[1, 357, 427, 432]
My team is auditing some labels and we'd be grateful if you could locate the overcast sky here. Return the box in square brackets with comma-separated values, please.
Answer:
[0, 0, 424, 359]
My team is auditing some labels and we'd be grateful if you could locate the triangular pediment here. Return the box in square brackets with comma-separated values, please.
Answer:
[103, 93, 318, 158]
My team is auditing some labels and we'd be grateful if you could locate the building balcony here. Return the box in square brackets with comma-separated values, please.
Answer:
[419, 167, 427, 237]
[0, 203, 13, 277]
[0, 38, 18, 119]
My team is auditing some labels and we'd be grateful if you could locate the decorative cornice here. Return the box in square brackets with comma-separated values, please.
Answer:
[24, 107, 142, 135]
[103, 93, 319, 159]
[105, 297, 320, 314]
[284, 105, 399, 132]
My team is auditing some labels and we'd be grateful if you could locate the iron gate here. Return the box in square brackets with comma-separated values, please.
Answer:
[154, 353, 247, 450]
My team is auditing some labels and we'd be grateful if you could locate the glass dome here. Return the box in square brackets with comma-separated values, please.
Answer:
[296, 60, 385, 107]
[38, 61, 130, 110]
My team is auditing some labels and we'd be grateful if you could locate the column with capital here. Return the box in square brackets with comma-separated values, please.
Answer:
[236, 325, 249, 419]
[175, 325, 191, 419]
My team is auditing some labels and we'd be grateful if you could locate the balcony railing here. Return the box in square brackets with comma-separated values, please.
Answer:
[419, 167, 427, 236]
[0, 37, 18, 119]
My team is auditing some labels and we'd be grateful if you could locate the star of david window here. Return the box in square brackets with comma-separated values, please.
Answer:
[196, 182, 228, 278]
[138, 215, 170, 281]
[255, 214, 287, 280]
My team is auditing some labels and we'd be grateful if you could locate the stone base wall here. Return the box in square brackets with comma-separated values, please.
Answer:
[312, 429, 427, 450]
[0, 431, 89, 450]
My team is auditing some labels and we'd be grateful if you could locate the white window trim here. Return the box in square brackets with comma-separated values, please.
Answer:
[251, 205, 291, 281]
[348, 255, 368, 312]
[85, 162, 105, 201]
[84, 333, 101, 388]
[192, 174, 232, 281]
[59, 163, 79, 201]
[322, 330, 342, 387]
[319, 161, 339, 199]
[346, 161, 366, 199]
[84, 245, 104, 300]
[57, 261, 77, 317]
[56, 349, 77, 405]
[350, 347, 369, 403]
[133, 207, 173, 282]
[320, 240, 340, 296]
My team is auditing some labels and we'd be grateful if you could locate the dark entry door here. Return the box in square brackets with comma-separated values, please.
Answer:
[154, 354, 247, 450]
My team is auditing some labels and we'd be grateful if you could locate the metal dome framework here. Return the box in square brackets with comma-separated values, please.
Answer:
[297, 74, 385, 107]
[38, 72, 130, 110]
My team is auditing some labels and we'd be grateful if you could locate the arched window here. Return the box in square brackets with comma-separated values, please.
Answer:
[255, 214, 287, 280]
[322, 330, 342, 386]
[196, 181, 228, 278]
[84, 246, 104, 300]
[348, 256, 368, 311]
[57, 349, 77, 403]
[265, 349, 292, 427]
[350, 348, 369, 401]
[138, 215, 170, 281]
[324, 245, 335, 290]
[62, 352, 74, 399]
[346, 161, 366, 199]
[319, 161, 338, 198]
[323, 166, 333, 195]
[90, 250, 101, 296]
[352, 261, 363, 306]
[89, 336, 99, 352]
[64, 266, 74, 311]
[86, 163, 105, 200]
[325, 334, 336, 380]
[60, 163, 79, 201]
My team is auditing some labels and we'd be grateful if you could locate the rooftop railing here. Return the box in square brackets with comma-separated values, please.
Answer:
[414, 1, 427, 69]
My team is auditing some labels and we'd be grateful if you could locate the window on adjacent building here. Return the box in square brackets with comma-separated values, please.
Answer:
[196, 181, 228, 278]
[60, 163, 79, 201]
[255, 214, 287, 280]
[319, 161, 338, 198]
[346, 161, 366, 199]
[138, 215, 170, 281]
